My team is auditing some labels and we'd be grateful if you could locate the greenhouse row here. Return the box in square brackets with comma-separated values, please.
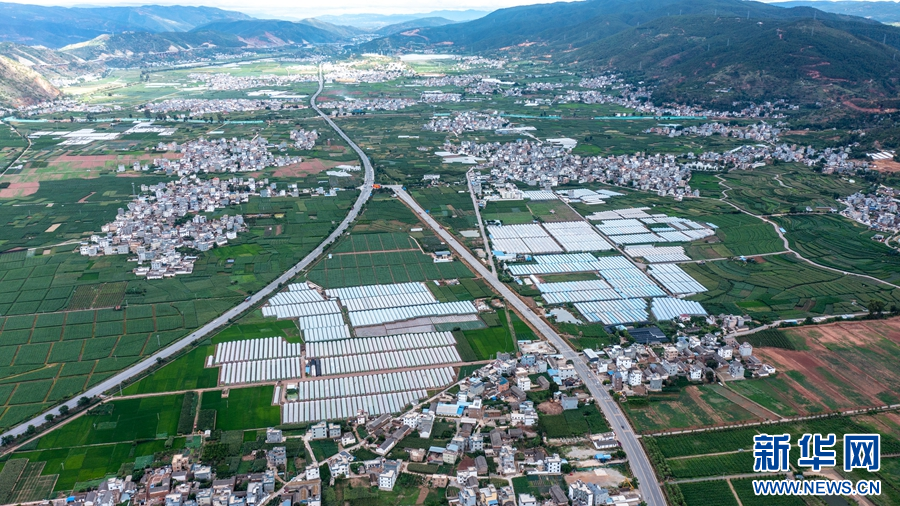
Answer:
[282, 389, 428, 423]
[647, 264, 708, 294]
[651, 297, 709, 320]
[348, 301, 478, 327]
[213, 336, 302, 364]
[302, 325, 353, 342]
[318, 346, 461, 376]
[306, 331, 456, 358]
[261, 300, 342, 319]
[288, 367, 455, 401]
[574, 299, 650, 325]
[218, 357, 303, 385]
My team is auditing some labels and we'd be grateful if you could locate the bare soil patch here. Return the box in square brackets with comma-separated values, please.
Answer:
[538, 401, 563, 415]
[0, 182, 39, 198]
[872, 159, 900, 173]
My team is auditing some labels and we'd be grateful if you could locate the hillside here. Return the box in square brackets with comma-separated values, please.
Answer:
[0, 2, 250, 48]
[61, 32, 246, 61]
[317, 10, 488, 31]
[0, 42, 101, 81]
[376, 17, 457, 36]
[360, 0, 867, 52]
[192, 19, 348, 46]
[570, 16, 900, 106]
[0, 55, 59, 107]
[776, 1, 900, 24]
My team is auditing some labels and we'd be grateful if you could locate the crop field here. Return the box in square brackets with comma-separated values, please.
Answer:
[0, 186, 358, 430]
[11, 439, 175, 492]
[200, 386, 280, 431]
[410, 186, 478, 233]
[35, 394, 184, 448]
[719, 165, 866, 215]
[670, 480, 739, 506]
[730, 477, 806, 506]
[741, 318, 900, 415]
[623, 385, 760, 433]
[649, 414, 900, 487]
[776, 214, 900, 284]
[683, 254, 900, 321]
[308, 195, 477, 288]
[0, 459, 57, 503]
[540, 404, 610, 438]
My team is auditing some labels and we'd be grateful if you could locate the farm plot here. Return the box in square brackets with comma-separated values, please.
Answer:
[623, 385, 760, 433]
[747, 318, 900, 414]
[673, 480, 739, 506]
[539, 404, 610, 438]
[682, 254, 900, 321]
[776, 214, 900, 284]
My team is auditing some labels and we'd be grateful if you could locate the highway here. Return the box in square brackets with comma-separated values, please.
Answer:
[389, 185, 666, 506]
[1, 68, 375, 443]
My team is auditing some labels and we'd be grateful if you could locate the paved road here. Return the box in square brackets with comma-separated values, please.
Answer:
[389, 185, 666, 506]
[0, 68, 375, 442]
[465, 169, 495, 275]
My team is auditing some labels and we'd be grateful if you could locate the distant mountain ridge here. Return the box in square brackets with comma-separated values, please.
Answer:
[375, 17, 458, 36]
[775, 1, 900, 24]
[317, 9, 488, 30]
[0, 2, 252, 48]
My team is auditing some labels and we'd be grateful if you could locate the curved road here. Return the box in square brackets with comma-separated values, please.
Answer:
[389, 185, 666, 506]
[1, 67, 375, 442]
[712, 174, 900, 291]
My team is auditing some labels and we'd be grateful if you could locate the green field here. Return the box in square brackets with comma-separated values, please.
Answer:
[683, 254, 900, 321]
[623, 384, 760, 433]
[776, 214, 900, 284]
[200, 386, 279, 431]
[718, 165, 866, 215]
[672, 479, 739, 506]
[540, 404, 610, 438]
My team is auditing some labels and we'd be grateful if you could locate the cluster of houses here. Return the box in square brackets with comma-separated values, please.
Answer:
[644, 121, 784, 143]
[415, 74, 487, 88]
[420, 91, 463, 103]
[289, 129, 318, 150]
[79, 176, 252, 278]
[142, 99, 307, 117]
[57, 459, 281, 506]
[424, 112, 510, 134]
[187, 73, 316, 91]
[322, 61, 412, 83]
[696, 143, 869, 174]
[592, 334, 777, 396]
[317, 98, 416, 115]
[152, 137, 301, 175]
[16, 99, 121, 116]
[451, 139, 696, 198]
[841, 186, 900, 233]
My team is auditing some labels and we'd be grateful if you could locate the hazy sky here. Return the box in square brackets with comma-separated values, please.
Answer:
[61, 0, 571, 19]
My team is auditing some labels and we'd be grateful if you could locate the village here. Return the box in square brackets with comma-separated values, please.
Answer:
[142, 99, 308, 117]
[841, 185, 900, 233]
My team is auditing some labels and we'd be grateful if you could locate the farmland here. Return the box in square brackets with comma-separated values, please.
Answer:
[0, 179, 357, 430]
[622, 384, 760, 433]
[776, 214, 900, 284]
[745, 318, 900, 415]
[683, 254, 900, 321]
[717, 165, 866, 215]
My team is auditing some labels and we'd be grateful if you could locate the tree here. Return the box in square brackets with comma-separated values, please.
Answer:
[45, 414, 55, 423]
[77, 396, 91, 407]
[2, 435, 14, 446]
[705, 370, 715, 383]
[869, 300, 886, 317]
[59, 405, 69, 416]
[25, 425, 36, 435]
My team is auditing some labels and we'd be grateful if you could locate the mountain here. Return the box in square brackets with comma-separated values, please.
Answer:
[192, 19, 347, 46]
[776, 1, 900, 25]
[317, 9, 488, 31]
[0, 2, 251, 48]
[375, 17, 457, 36]
[0, 42, 101, 80]
[362, 0, 900, 106]
[570, 15, 900, 106]
[297, 18, 365, 39]
[0, 54, 59, 107]
[363, 0, 875, 52]
[60, 31, 246, 61]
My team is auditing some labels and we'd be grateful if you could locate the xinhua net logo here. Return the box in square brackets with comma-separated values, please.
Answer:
[751, 433, 881, 496]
